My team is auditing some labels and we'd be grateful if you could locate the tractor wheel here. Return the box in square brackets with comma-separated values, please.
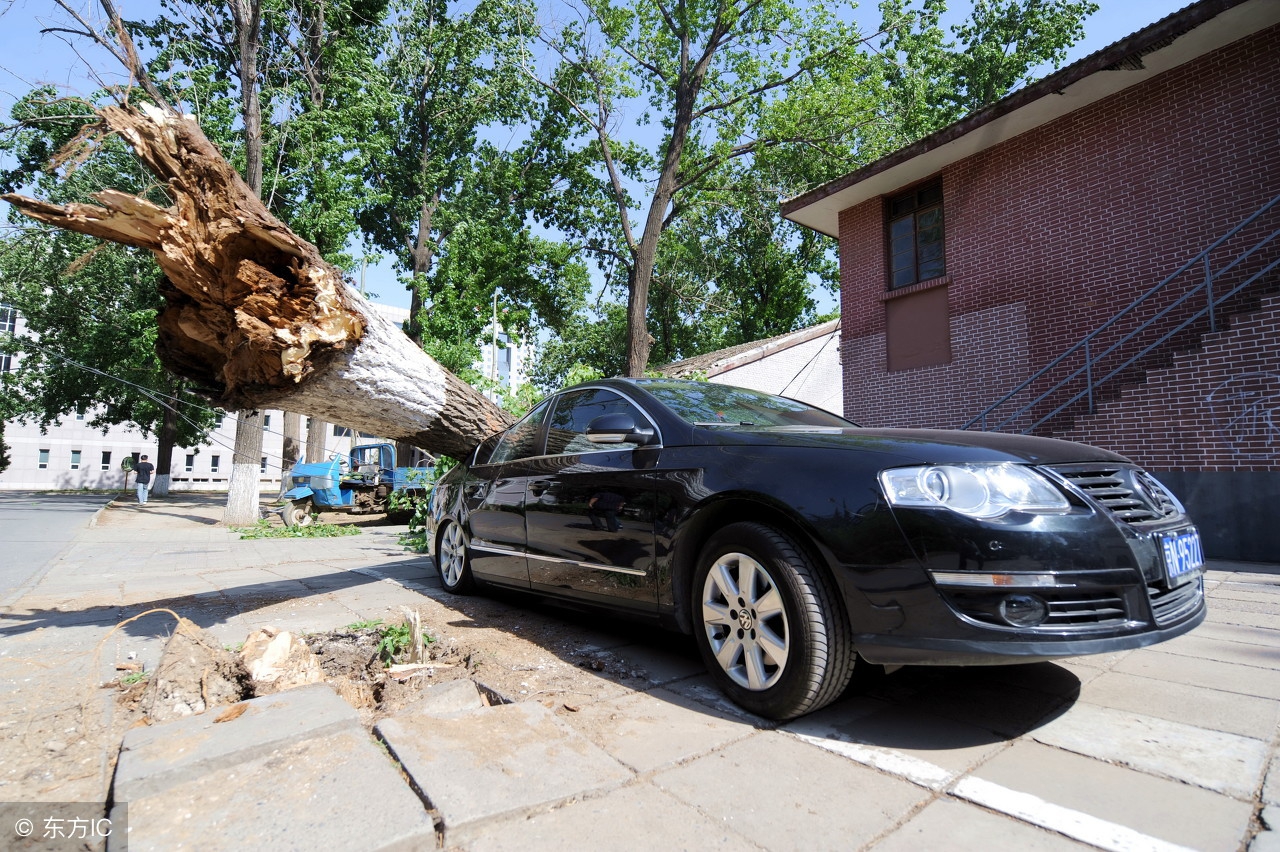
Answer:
[283, 498, 316, 528]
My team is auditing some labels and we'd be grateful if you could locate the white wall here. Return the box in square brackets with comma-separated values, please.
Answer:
[713, 331, 843, 416]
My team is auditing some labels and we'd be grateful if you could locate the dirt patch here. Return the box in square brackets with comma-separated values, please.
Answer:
[0, 590, 699, 808]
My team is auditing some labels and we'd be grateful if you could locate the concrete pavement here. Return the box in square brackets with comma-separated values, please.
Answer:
[1, 493, 1277, 851]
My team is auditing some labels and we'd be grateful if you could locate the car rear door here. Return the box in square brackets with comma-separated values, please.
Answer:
[461, 401, 551, 588]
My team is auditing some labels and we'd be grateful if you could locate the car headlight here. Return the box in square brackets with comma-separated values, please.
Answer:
[879, 463, 1070, 519]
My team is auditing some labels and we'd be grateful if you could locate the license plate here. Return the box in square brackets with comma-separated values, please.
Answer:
[1158, 528, 1204, 586]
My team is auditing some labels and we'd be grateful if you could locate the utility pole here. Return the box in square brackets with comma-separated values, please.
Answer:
[490, 288, 499, 389]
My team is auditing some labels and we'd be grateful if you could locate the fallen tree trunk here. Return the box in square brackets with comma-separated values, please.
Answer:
[2, 104, 511, 457]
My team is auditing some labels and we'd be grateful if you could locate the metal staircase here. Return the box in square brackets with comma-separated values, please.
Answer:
[962, 194, 1280, 434]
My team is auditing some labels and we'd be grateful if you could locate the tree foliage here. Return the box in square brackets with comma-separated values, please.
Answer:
[355, 0, 590, 374]
[876, 0, 1099, 142]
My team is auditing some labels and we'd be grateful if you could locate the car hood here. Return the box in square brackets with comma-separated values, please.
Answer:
[691, 425, 1130, 466]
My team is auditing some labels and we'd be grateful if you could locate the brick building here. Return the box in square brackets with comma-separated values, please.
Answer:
[782, 0, 1279, 560]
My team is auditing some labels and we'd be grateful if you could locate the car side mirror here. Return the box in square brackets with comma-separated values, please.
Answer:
[585, 413, 657, 446]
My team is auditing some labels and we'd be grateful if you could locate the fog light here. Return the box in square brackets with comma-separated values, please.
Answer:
[999, 594, 1048, 627]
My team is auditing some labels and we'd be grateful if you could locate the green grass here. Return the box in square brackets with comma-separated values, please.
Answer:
[233, 519, 361, 539]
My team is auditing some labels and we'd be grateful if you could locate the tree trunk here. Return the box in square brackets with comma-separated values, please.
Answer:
[227, 408, 264, 525]
[2, 105, 511, 458]
[280, 410, 301, 496]
[153, 403, 177, 497]
[306, 417, 328, 464]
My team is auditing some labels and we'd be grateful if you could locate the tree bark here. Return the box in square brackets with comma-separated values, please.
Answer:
[305, 417, 328, 464]
[280, 410, 301, 496]
[2, 105, 511, 458]
[153, 402, 177, 497]
[227, 408, 264, 525]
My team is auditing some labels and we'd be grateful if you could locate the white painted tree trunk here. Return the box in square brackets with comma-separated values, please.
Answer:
[226, 409, 264, 526]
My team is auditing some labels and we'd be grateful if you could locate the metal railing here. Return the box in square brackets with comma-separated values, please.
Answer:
[963, 194, 1280, 434]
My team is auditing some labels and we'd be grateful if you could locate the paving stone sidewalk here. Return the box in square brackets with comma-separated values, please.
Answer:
[2, 493, 1278, 852]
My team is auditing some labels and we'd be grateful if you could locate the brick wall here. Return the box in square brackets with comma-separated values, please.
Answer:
[840, 22, 1280, 476]
[1059, 293, 1280, 472]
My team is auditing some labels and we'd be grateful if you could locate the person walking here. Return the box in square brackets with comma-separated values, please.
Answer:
[133, 454, 155, 505]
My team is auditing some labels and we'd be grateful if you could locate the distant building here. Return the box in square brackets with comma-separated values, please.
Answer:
[477, 320, 533, 404]
[659, 320, 842, 415]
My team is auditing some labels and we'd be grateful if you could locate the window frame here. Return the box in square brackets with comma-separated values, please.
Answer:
[886, 180, 945, 290]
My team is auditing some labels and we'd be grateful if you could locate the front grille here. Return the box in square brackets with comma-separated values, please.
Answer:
[1149, 576, 1204, 626]
[1048, 464, 1181, 524]
[946, 589, 1130, 631]
[1043, 592, 1127, 626]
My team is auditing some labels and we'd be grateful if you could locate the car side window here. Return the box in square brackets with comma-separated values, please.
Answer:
[471, 433, 503, 466]
[546, 389, 648, 455]
[488, 401, 551, 464]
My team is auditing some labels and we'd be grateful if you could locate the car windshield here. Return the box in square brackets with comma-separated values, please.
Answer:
[640, 380, 854, 428]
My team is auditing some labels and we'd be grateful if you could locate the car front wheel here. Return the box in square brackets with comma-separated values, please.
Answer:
[693, 522, 855, 720]
[436, 520, 476, 594]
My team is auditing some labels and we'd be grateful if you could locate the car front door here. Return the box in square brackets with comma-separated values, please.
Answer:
[524, 388, 661, 610]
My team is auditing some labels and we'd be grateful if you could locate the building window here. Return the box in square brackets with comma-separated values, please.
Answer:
[214, 411, 225, 427]
[101, 451, 112, 471]
[333, 425, 351, 437]
[74, 411, 85, 421]
[887, 181, 945, 289]
[38, 448, 49, 469]
[210, 454, 220, 473]
[185, 453, 195, 472]
[70, 450, 81, 470]
[263, 414, 271, 427]
[260, 457, 268, 473]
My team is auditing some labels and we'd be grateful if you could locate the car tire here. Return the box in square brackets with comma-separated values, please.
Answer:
[436, 520, 477, 594]
[693, 522, 855, 720]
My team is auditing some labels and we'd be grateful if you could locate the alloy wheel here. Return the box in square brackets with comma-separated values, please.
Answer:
[700, 551, 790, 691]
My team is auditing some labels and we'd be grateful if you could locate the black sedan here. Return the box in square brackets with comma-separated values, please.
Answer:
[427, 378, 1205, 720]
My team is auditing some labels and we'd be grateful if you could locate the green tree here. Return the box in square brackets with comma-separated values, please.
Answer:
[534, 0, 886, 375]
[356, 0, 589, 374]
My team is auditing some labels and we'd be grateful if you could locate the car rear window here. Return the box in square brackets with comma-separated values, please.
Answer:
[642, 382, 853, 428]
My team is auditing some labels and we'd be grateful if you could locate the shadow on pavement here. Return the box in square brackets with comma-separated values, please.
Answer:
[0, 557, 425, 639]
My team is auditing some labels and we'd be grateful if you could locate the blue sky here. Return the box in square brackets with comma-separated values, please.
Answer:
[0, 0, 1196, 310]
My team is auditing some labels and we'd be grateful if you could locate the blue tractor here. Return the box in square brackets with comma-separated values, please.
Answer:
[279, 442, 434, 527]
